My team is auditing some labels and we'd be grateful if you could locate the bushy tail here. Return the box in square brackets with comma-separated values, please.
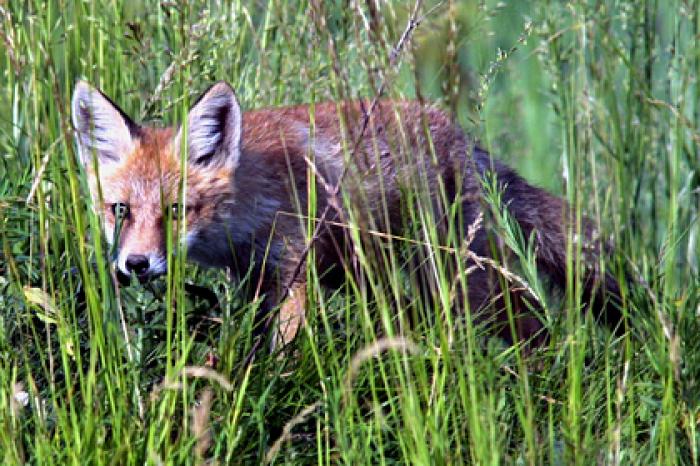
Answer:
[478, 152, 623, 331]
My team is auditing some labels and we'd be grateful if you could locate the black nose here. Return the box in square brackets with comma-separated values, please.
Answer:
[125, 254, 150, 275]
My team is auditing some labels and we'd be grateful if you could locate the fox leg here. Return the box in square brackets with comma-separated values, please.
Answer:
[272, 281, 307, 350]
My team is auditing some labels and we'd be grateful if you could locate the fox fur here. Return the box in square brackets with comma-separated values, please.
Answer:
[71, 80, 621, 345]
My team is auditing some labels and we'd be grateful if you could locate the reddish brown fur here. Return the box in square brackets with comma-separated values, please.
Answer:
[76, 83, 621, 345]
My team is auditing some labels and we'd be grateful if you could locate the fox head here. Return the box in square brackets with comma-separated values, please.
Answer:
[71, 81, 242, 281]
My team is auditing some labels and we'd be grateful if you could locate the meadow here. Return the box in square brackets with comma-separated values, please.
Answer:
[1, 0, 699, 464]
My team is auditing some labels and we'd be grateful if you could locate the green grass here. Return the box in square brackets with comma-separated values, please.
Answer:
[1, 0, 699, 464]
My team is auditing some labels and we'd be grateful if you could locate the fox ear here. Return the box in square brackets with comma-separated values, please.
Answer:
[180, 81, 242, 168]
[71, 81, 139, 166]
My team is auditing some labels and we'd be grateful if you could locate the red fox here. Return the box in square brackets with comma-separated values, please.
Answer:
[71, 80, 621, 345]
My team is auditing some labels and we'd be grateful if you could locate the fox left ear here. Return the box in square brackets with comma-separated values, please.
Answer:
[71, 81, 140, 166]
[178, 81, 242, 168]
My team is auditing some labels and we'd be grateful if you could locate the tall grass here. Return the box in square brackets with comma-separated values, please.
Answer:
[1, 0, 698, 464]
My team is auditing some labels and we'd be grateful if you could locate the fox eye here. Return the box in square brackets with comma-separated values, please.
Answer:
[169, 203, 182, 218]
[111, 202, 130, 220]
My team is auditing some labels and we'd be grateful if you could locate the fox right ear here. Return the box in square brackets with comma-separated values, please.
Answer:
[179, 81, 242, 168]
[71, 81, 139, 166]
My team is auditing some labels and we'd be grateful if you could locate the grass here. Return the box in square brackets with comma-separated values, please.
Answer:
[1, 0, 699, 464]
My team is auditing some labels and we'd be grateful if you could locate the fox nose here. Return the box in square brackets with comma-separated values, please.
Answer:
[125, 254, 150, 275]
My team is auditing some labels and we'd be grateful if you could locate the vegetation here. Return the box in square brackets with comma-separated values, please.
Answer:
[1, 0, 698, 463]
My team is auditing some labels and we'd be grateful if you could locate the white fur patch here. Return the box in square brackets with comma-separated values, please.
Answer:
[116, 249, 130, 276]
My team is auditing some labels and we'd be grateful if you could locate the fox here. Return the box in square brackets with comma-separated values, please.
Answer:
[71, 80, 622, 346]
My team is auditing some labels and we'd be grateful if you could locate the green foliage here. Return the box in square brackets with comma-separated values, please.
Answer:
[1, 0, 698, 464]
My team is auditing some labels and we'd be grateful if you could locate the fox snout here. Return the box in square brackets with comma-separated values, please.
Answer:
[105, 205, 172, 282]
[125, 254, 150, 275]
[115, 250, 168, 283]
[108, 205, 172, 282]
